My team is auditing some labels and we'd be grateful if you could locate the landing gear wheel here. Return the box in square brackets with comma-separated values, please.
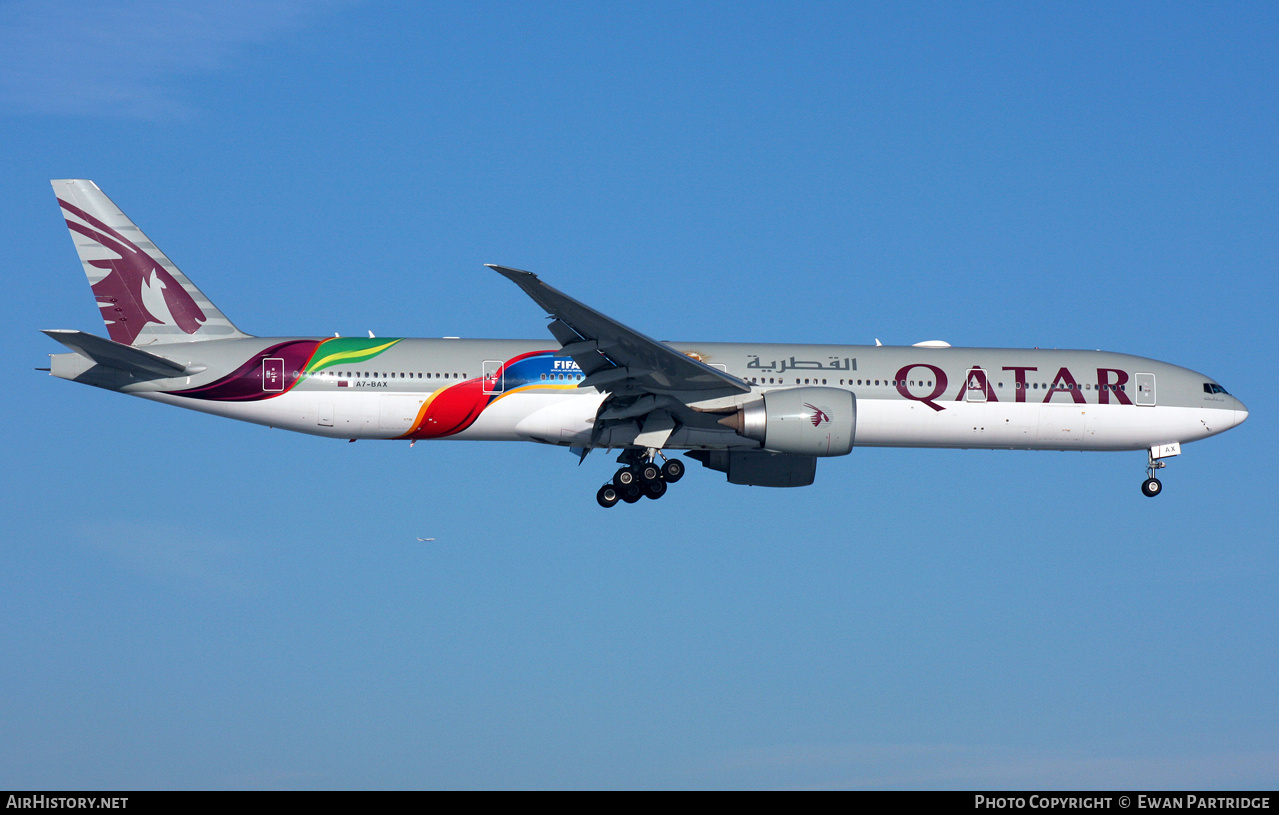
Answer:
[596, 484, 620, 508]
[613, 467, 638, 488]
[661, 459, 684, 483]
[620, 483, 643, 503]
[643, 479, 667, 500]
[1143, 449, 1170, 498]
[638, 462, 662, 484]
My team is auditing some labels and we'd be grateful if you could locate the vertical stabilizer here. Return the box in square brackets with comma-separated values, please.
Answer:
[51, 179, 250, 345]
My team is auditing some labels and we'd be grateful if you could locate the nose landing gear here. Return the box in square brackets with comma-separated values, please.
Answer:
[597, 449, 681, 507]
[1141, 473, 1163, 497]
[1141, 444, 1180, 497]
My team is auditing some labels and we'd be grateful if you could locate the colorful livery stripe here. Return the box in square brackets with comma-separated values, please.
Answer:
[169, 337, 402, 401]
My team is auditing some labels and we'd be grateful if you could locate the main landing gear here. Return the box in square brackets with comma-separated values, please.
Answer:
[596, 449, 685, 508]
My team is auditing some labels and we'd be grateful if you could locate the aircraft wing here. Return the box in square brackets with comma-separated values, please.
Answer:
[488, 265, 750, 400]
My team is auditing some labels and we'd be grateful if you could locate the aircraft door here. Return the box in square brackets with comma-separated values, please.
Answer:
[964, 368, 988, 403]
[262, 358, 285, 392]
[1135, 373, 1156, 406]
[482, 359, 504, 394]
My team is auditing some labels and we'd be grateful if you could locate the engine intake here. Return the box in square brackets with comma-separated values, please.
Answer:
[718, 386, 855, 457]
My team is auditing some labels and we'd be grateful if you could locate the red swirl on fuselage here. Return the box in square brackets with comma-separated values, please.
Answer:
[408, 379, 493, 438]
[403, 350, 551, 439]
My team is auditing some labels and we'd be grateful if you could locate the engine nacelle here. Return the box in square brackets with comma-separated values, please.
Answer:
[719, 386, 855, 456]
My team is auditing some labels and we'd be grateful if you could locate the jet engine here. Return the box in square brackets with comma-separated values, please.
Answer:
[718, 387, 855, 456]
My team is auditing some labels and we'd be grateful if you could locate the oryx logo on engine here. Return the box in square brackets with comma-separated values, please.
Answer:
[805, 403, 831, 427]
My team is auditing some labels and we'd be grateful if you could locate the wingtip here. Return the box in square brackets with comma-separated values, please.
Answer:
[486, 263, 537, 280]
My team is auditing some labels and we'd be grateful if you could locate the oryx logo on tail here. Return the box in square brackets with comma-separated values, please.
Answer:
[58, 197, 207, 345]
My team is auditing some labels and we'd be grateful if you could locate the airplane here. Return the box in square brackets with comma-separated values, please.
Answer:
[42, 180, 1248, 507]
[416, 538, 436, 542]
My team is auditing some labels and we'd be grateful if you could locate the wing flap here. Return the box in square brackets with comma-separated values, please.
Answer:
[546, 319, 612, 375]
[489, 264, 749, 398]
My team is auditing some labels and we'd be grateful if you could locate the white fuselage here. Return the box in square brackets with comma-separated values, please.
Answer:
[142, 386, 1237, 452]
[118, 338, 1246, 454]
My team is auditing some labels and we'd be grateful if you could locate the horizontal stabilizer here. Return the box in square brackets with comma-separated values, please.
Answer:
[42, 329, 203, 378]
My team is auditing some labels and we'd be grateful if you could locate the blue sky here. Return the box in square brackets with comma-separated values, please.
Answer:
[2, 1, 1276, 790]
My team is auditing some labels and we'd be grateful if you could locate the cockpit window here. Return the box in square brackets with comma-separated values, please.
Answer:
[1204, 383, 1230, 395]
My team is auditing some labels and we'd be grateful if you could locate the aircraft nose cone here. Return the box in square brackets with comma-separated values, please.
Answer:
[1234, 398, 1249, 428]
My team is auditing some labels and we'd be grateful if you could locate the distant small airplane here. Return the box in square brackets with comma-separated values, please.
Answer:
[41, 180, 1247, 507]
[416, 537, 436, 542]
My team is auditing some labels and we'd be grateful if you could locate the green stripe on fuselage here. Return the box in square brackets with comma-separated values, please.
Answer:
[306, 337, 402, 372]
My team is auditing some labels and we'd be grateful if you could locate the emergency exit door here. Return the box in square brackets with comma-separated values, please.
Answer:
[482, 360, 504, 394]
[1135, 373, 1156, 406]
